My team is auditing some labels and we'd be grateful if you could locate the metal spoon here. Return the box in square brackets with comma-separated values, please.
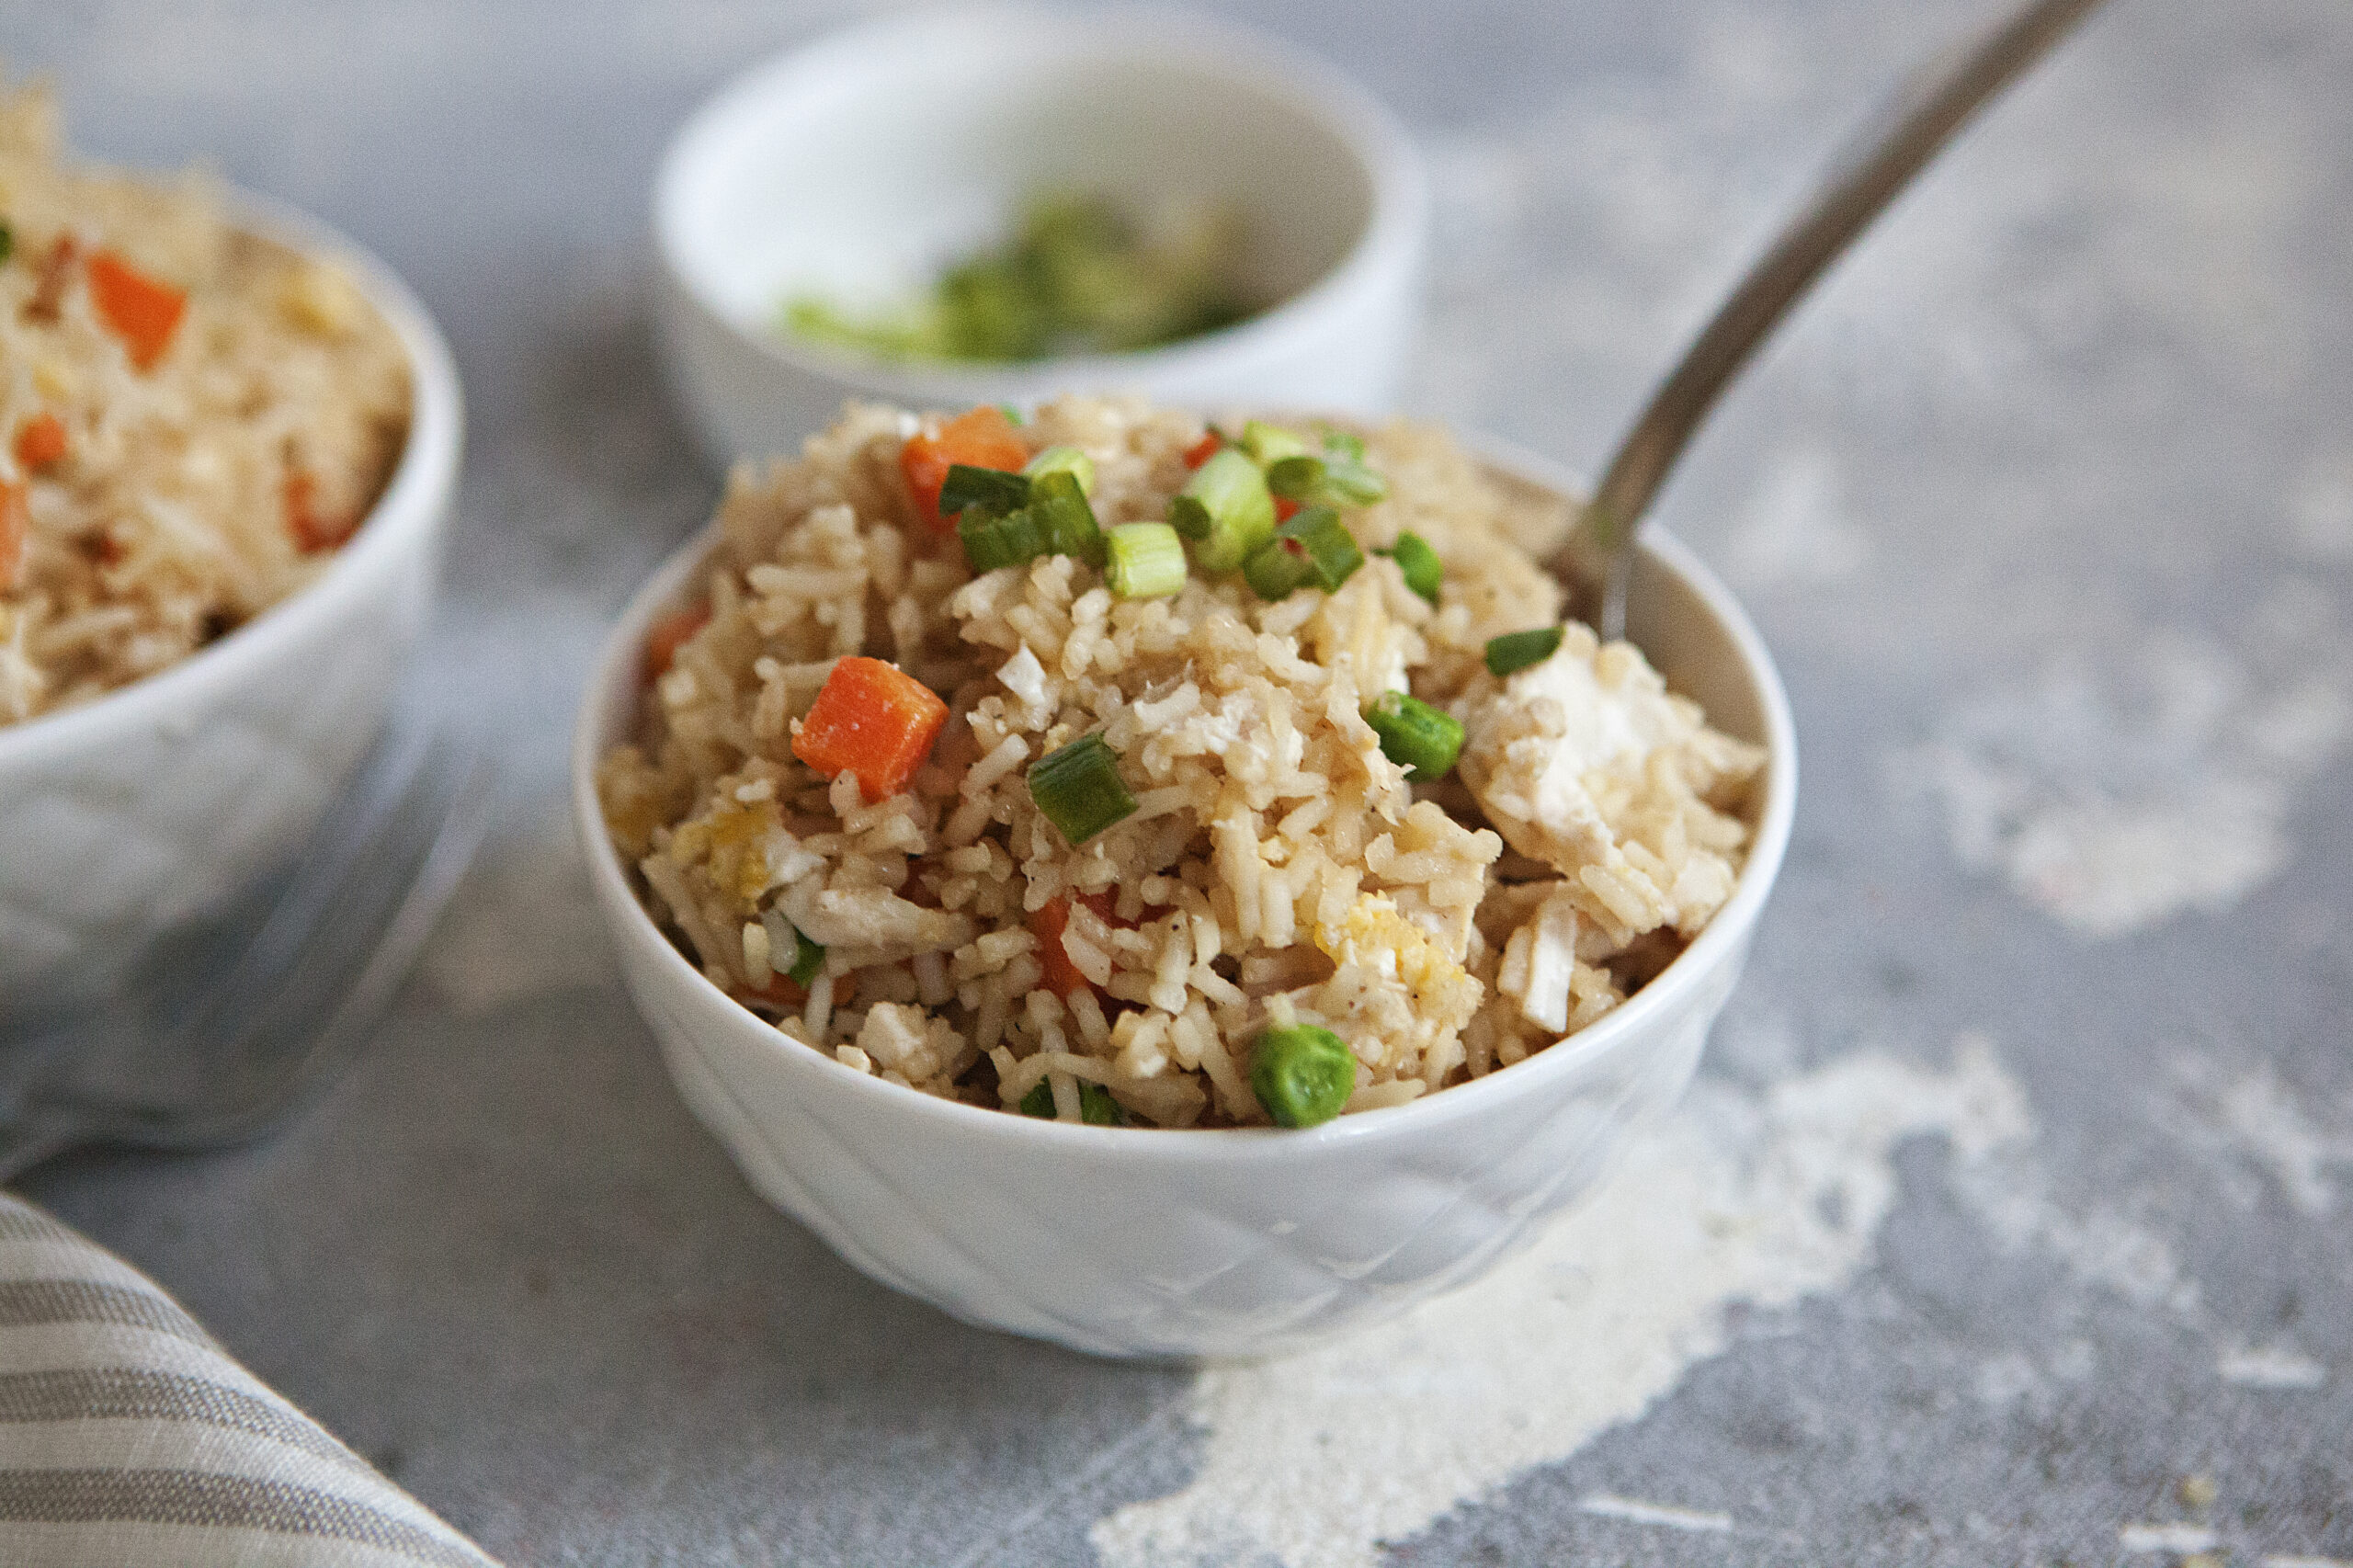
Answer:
[1553, 0, 2110, 639]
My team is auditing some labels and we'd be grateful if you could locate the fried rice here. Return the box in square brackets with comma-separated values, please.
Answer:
[0, 83, 411, 725]
[599, 397, 1765, 1127]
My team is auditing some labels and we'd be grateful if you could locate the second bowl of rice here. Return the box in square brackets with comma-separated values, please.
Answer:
[576, 397, 1793, 1358]
[0, 90, 461, 1006]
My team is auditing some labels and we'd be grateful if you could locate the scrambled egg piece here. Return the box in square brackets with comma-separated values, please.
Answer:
[1456, 624, 1763, 938]
[1314, 893, 1470, 1004]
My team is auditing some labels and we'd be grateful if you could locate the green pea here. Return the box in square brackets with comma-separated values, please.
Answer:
[1248, 1024, 1357, 1128]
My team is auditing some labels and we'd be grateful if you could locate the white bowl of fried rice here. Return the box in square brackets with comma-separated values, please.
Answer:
[577, 396, 1793, 1358]
[652, 6, 1427, 466]
[0, 88, 461, 1008]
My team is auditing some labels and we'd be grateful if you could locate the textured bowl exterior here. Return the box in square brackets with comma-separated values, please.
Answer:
[624, 900, 1732, 1358]
[0, 193, 463, 1009]
[574, 446, 1795, 1358]
[650, 7, 1429, 469]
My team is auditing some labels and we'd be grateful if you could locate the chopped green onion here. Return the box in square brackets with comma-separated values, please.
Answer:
[998, 403, 1027, 425]
[1378, 532, 1443, 605]
[939, 463, 1031, 518]
[1267, 447, 1390, 509]
[1240, 420, 1311, 467]
[0, 222, 12, 267]
[1242, 506, 1364, 600]
[1243, 539, 1313, 600]
[1105, 521, 1187, 599]
[1326, 445, 1392, 501]
[1318, 426, 1367, 462]
[1022, 444, 1097, 494]
[1484, 626, 1565, 677]
[1363, 690, 1463, 781]
[1029, 470, 1105, 565]
[1249, 1023, 1356, 1128]
[1168, 447, 1277, 572]
[786, 925, 826, 986]
[762, 910, 826, 989]
[1324, 459, 1387, 506]
[1017, 1079, 1126, 1124]
[1029, 733, 1138, 845]
[956, 470, 1101, 573]
[781, 192, 1250, 363]
[1263, 454, 1318, 500]
[959, 505, 1050, 573]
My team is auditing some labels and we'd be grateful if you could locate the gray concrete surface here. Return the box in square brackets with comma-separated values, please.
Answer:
[9, 0, 2351, 1563]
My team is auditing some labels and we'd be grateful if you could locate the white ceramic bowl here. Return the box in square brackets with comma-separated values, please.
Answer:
[0, 191, 463, 1011]
[574, 440, 1796, 1359]
[653, 6, 1429, 468]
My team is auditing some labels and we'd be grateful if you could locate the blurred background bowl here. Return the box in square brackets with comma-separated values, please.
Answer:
[652, 5, 1428, 468]
[0, 191, 462, 1015]
[574, 438, 1796, 1359]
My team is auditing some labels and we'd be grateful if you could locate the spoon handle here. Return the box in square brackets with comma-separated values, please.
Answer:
[1560, 0, 2109, 638]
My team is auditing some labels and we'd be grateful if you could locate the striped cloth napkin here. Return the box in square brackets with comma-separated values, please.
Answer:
[0, 1194, 497, 1567]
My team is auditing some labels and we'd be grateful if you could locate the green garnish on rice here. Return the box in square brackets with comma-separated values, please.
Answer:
[1363, 691, 1464, 782]
[1104, 521, 1187, 600]
[1484, 626, 1565, 677]
[1028, 733, 1138, 846]
[1019, 1080, 1126, 1125]
[1242, 506, 1363, 600]
[1168, 446, 1276, 573]
[1378, 531, 1443, 605]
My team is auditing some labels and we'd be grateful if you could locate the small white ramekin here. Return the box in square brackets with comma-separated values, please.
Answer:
[0, 191, 463, 1011]
[573, 440, 1796, 1359]
[652, 6, 1429, 467]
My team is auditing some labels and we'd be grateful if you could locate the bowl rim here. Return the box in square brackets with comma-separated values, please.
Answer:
[650, 3, 1429, 398]
[573, 433, 1798, 1163]
[0, 185, 464, 770]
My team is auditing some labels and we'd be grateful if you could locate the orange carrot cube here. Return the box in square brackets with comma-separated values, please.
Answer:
[900, 405, 1029, 531]
[791, 655, 949, 801]
[1028, 891, 1138, 999]
[1029, 897, 1090, 997]
[13, 413, 67, 471]
[87, 250, 188, 371]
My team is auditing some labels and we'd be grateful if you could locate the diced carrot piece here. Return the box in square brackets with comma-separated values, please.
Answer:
[0, 483, 26, 591]
[644, 605, 710, 682]
[748, 973, 808, 1009]
[281, 467, 358, 553]
[87, 250, 188, 371]
[900, 405, 1029, 531]
[1029, 891, 1142, 999]
[1274, 496, 1302, 523]
[284, 470, 320, 551]
[1029, 897, 1091, 997]
[1181, 431, 1222, 469]
[792, 654, 950, 801]
[13, 414, 67, 471]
